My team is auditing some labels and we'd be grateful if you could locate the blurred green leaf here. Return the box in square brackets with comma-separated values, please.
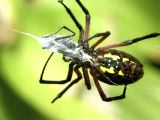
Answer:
[0, 0, 160, 120]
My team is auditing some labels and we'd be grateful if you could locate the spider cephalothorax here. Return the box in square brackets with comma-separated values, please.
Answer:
[17, 0, 160, 103]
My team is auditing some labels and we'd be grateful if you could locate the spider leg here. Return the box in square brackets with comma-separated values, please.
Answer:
[97, 33, 160, 52]
[55, 26, 76, 40]
[58, 0, 84, 42]
[51, 65, 82, 103]
[87, 31, 111, 41]
[91, 70, 127, 102]
[77, 31, 111, 48]
[55, 26, 75, 36]
[43, 26, 75, 40]
[40, 52, 75, 84]
[90, 31, 111, 50]
[82, 63, 91, 90]
[76, 0, 90, 40]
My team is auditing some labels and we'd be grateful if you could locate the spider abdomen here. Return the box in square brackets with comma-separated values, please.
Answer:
[96, 49, 144, 85]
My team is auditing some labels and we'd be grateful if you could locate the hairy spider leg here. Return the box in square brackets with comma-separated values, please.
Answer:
[51, 65, 82, 103]
[97, 33, 160, 52]
[40, 52, 75, 84]
[91, 69, 127, 102]
[76, 0, 90, 40]
[58, 0, 84, 43]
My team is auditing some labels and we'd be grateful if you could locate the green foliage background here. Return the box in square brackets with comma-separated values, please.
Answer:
[0, 0, 160, 120]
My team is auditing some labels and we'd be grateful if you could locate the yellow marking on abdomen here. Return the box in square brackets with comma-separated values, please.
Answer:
[104, 53, 120, 60]
[123, 58, 129, 62]
[100, 66, 115, 74]
[118, 70, 124, 76]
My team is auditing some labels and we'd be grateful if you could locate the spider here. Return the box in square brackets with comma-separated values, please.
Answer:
[35, 0, 160, 103]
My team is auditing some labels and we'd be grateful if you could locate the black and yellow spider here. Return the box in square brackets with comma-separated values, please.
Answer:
[38, 0, 160, 103]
